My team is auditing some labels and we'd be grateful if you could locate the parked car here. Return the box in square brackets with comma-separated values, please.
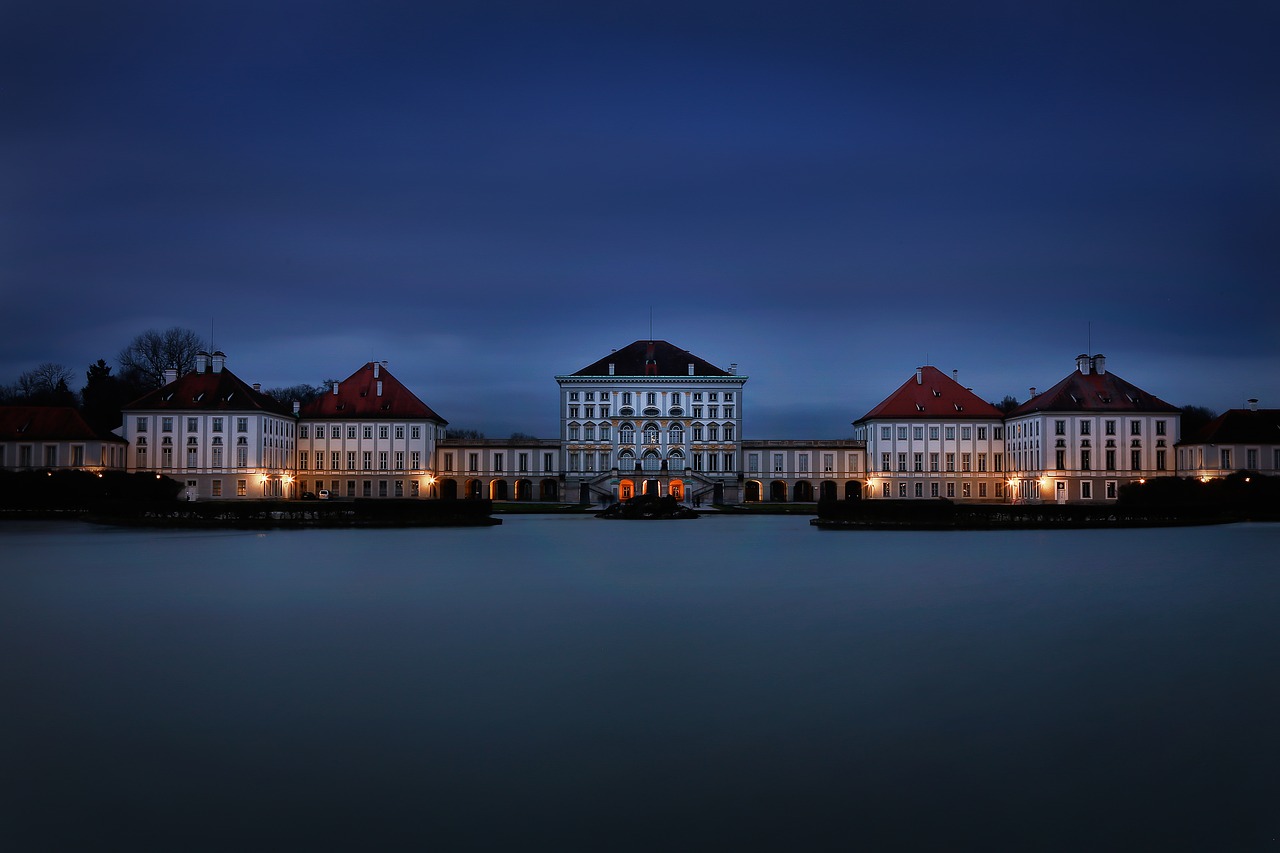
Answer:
[301, 491, 317, 500]
[317, 489, 331, 500]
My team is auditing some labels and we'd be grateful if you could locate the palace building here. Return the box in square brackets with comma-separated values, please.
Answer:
[88, 340, 1236, 505]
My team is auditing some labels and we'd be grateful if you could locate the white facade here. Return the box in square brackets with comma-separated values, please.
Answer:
[742, 440, 866, 502]
[1004, 355, 1180, 503]
[122, 352, 296, 500]
[555, 341, 747, 504]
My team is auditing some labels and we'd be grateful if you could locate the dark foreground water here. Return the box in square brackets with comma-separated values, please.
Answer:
[2, 517, 1278, 851]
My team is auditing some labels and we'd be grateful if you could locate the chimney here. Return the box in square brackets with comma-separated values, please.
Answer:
[252, 383, 261, 392]
[1092, 353, 1106, 375]
[163, 367, 178, 385]
[1249, 398, 1259, 412]
[292, 401, 300, 415]
[194, 351, 209, 373]
[376, 380, 383, 397]
[916, 368, 923, 385]
[1076, 354, 1090, 374]
[373, 362, 380, 378]
[332, 382, 339, 395]
[730, 363, 738, 375]
[1029, 387, 1037, 398]
[211, 351, 225, 373]
[608, 363, 615, 376]
[688, 363, 695, 376]
[952, 369, 958, 383]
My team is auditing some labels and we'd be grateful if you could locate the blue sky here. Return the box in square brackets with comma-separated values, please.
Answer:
[3, 1, 1277, 437]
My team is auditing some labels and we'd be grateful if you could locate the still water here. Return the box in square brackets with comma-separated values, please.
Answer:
[2, 517, 1278, 851]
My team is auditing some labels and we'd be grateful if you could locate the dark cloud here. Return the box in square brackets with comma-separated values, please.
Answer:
[3, 1, 1277, 432]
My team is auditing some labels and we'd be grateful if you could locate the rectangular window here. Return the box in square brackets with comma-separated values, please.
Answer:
[897, 427, 908, 440]
[299, 451, 309, 470]
[1246, 449, 1257, 469]
[775, 454, 786, 472]
[493, 453, 504, 472]
[363, 426, 373, 439]
[995, 481, 1003, 498]
[882, 483, 891, 497]
[1055, 420, 1066, 436]
[881, 427, 892, 440]
[929, 453, 939, 472]
[961, 427, 971, 441]
[930, 482, 939, 497]
[1081, 481, 1092, 499]
[913, 453, 923, 472]
[469, 453, 479, 472]
[212, 447, 223, 468]
[544, 453, 554, 472]
[394, 480, 403, 497]
[993, 427, 1003, 440]
[977, 427, 987, 440]
[395, 426, 404, 440]
[1106, 450, 1116, 471]
[236, 479, 247, 497]
[1082, 449, 1092, 471]
[978, 483, 987, 498]
[379, 426, 389, 439]
[823, 453, 834, 472]
[1131, 422, 1141, 436]
[519, 453, 529, 472]
[444, 452, 454, 472]
[363, 481, 372, 497]
[962, 483, 971, 498]
[347, 481, 356, 497]
[568, 452, 579, 472]
[186, 417, 198, 432]
[929, 426, 939, 441]
[362, 451, 372, 470]
[914, 482, 923, 497]
[897, 453, 907, 472]
[1079, 420, 1091, 436]
[299, 425, 308, 439]
[1106, 481, 1117, 499]
[947, 482, 955, 498]
[161, 417, 173, 433]
[749, 453, 760, 473]
[1056, 450, 1065, 469]
[328, 451, 338, 469]
[945, 427, 955, 440]
[1105, 420, 1116, 435]
[913, 427, 924, 440]
[1156, 421, 1166, 436]
[899, 482, 907, 497]
[378, 480, 388, 497]
[212, 480, 222, 497]
[961, 453, 971, 472]
[410, 451, 420, 469]
[1131, 450, 1142, 470]
[945, 453, 955, 472]
[977, 453, 987, 472]
[237, 418, 248, 433]
[880, 452, 890, 472]
[1156, 450, 1166, 471]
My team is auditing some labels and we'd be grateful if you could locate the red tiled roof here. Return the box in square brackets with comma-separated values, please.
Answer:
[0, 406, 125, 442]
[1008, 367, 1180, 417]
[299, 362, 446, 422]
[126, 364, 295, 416]
[570, 341, 733, 377]
[855, 366, 1003, 422]
[1180, 408, 1280, 446]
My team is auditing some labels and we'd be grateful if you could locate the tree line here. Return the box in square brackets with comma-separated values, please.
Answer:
[1, 327, 336, 435]
[4, 327, 1224, 439]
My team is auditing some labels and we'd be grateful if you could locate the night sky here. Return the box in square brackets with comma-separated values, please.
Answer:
[4, 1, 1277, 437]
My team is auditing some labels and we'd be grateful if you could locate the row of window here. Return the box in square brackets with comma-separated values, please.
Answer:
[298, 451, 423, 471]
[567, 424, 736, 443]
[1054, 419, 1167, 436]
[568, 391, 734, 404]
[137, 416, 255, 434]
[298, 424, 423, 441]
[879, 425, 1003, 442]
[879, 452, 1004, 473]
[439, 452, 557, 474]
[1053, 449, 1167, 471]
[879, 480, 1005, 499]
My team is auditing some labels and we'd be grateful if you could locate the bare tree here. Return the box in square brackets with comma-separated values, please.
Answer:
[12, 362, 76, 405]
[117, 327, 209, 387]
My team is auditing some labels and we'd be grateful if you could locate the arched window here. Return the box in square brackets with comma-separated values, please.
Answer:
[642, 451, 661, 471]
[643, 423, 660, 444]
[668, 423, 684, 444]
[620, 423, 635, 444]
[568, 422, 581, 441]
